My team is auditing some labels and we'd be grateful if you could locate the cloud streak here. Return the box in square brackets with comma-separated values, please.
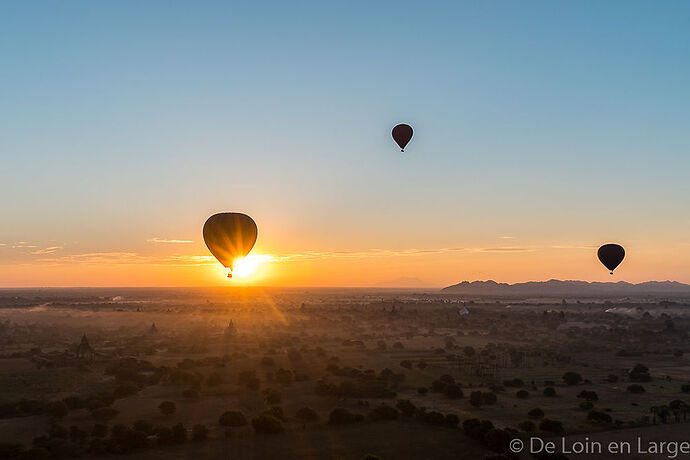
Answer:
[147, 237, 193, 244]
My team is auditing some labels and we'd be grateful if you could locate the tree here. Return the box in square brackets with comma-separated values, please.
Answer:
[516, 390, 529, 399]
[400, 360, 413, 369]
[629, 364, 652, 382]
[543, 387, 556, 397]
[562, 372, 583, 386]
[218, 410, 247, 427]
[133, 420, 153, 435]
[627, 384, 645, 394]
[518, 420, 536, 431]
[251, 414, 284, 434]
[192, 424, 208, 441]
[444, 384, 463, 399]
[296, 407, 318, 421]
[368, 404, 398, 421]
[577, 390, 598, 401]
[328, 408, 357, 425]
[470, 391, 483, 407]
[528, 408, 544, 418]
[171, 423, 187, 443]
[539, 419, 564, 434]
[587, 410, 612, 424]
[396, 400, 416, 417]
[159, 401, 176, 417]
[445, 413, 460, 428]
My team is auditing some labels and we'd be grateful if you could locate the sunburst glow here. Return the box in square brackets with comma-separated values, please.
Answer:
[231, 255, 270, 279]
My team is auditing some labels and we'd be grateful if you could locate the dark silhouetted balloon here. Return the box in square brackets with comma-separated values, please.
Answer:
[392, 124, 413, 152]
[597, 243, 625, 275]
[203, 213, 257, 277]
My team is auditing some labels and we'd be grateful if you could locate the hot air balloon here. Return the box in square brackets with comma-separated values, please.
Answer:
[203, 213, 258, 278]
[392, 123, 413, 152]
[597, 243, 625, 275]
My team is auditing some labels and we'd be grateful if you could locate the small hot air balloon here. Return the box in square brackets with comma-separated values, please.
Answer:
[597, 243, 625, 275]
[203, 213, 258, 278]
[392, 123, 413, 152]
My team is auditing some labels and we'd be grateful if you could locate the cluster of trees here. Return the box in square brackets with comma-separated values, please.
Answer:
[314, 368, 402, 399]
[469, 391, 497, 408]
[462, 419, 515, 454]
[2, 419, 205, 459]
[430, 375, 464, 399]
[395, 400, 459, 428]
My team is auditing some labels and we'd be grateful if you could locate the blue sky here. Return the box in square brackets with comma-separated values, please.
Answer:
[1, 1, 689, 286]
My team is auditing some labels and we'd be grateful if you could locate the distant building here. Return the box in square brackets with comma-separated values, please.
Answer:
[76, 334, 95, 360]
[225, 320, 236, 336]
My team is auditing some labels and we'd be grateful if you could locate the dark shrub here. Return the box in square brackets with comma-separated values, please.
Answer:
[396, 399, 416, 417]
[133, 420, 153, 435]
[444, 384, 464, 399]
[562, 372, 582, 385]
[504, 378, 524, 388]
[368, 404, 399, 421]
[607, 374, 619, 383]
[219, 411, 247, 427]
[328, 408, 357, 425]
[158, 401, 176, 416]
[400, 360, 413, 369]
[579, 401, 594, 411]
[192, 424, 208, 441]
[528, 408, 544, 418]
[518, 420, 536, 431]
[539, 419, 564, 434]
[482, 392, 497, 405]
[588, 410, 612, 424]
[154, 426, 173, 445]
[417, 387, 428, 395]
[463, 419, 494, 440]
[516, 390, 529, 399]
[296, 407, 318, 421]
[423, 411, 446, 425]
[543, 387, 556, 397]
[171, 423, 187, 443]
[484, 428, 511, 453]
[629, 364, 652, 382]
[252, 415, 284, 434]
[445, 413, 460, 428]
[627, 384, 645, 394]
[577, 390, 598, 401]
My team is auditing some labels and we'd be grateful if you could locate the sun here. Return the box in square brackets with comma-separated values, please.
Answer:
[231, 255, 265, 279]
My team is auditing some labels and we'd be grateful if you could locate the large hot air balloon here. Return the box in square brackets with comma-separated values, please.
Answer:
[392, 123, 413, 152]
[203, 213, 258, 278]
[597, 243, 625, 275]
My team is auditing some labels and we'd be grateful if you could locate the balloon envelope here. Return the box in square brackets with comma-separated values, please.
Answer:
[203, 213, 258, 273]
[597, 243, 625, 274]
[392, 124, 413, 151]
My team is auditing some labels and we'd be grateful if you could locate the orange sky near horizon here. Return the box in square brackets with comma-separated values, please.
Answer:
[2, 240, 689, 288]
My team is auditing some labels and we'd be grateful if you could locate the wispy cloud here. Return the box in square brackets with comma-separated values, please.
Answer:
[147, 237, 193, 244]
[550, 245, 597, 250]
[499, 236, 515, 239]
[476, 247, 533, 253]
[30, 246, 62, 255]
[12, 242, 37, 248]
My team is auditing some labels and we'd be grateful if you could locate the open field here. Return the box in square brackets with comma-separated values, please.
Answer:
[0, 287, 689, 459]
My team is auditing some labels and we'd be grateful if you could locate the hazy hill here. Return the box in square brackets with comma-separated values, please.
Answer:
[441, 279, 690, 296]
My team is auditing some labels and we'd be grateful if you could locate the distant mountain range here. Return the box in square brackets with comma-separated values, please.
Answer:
[441, 279, 690, 296]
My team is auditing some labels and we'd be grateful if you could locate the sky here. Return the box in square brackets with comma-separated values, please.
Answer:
[1, 1, 689, 287]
